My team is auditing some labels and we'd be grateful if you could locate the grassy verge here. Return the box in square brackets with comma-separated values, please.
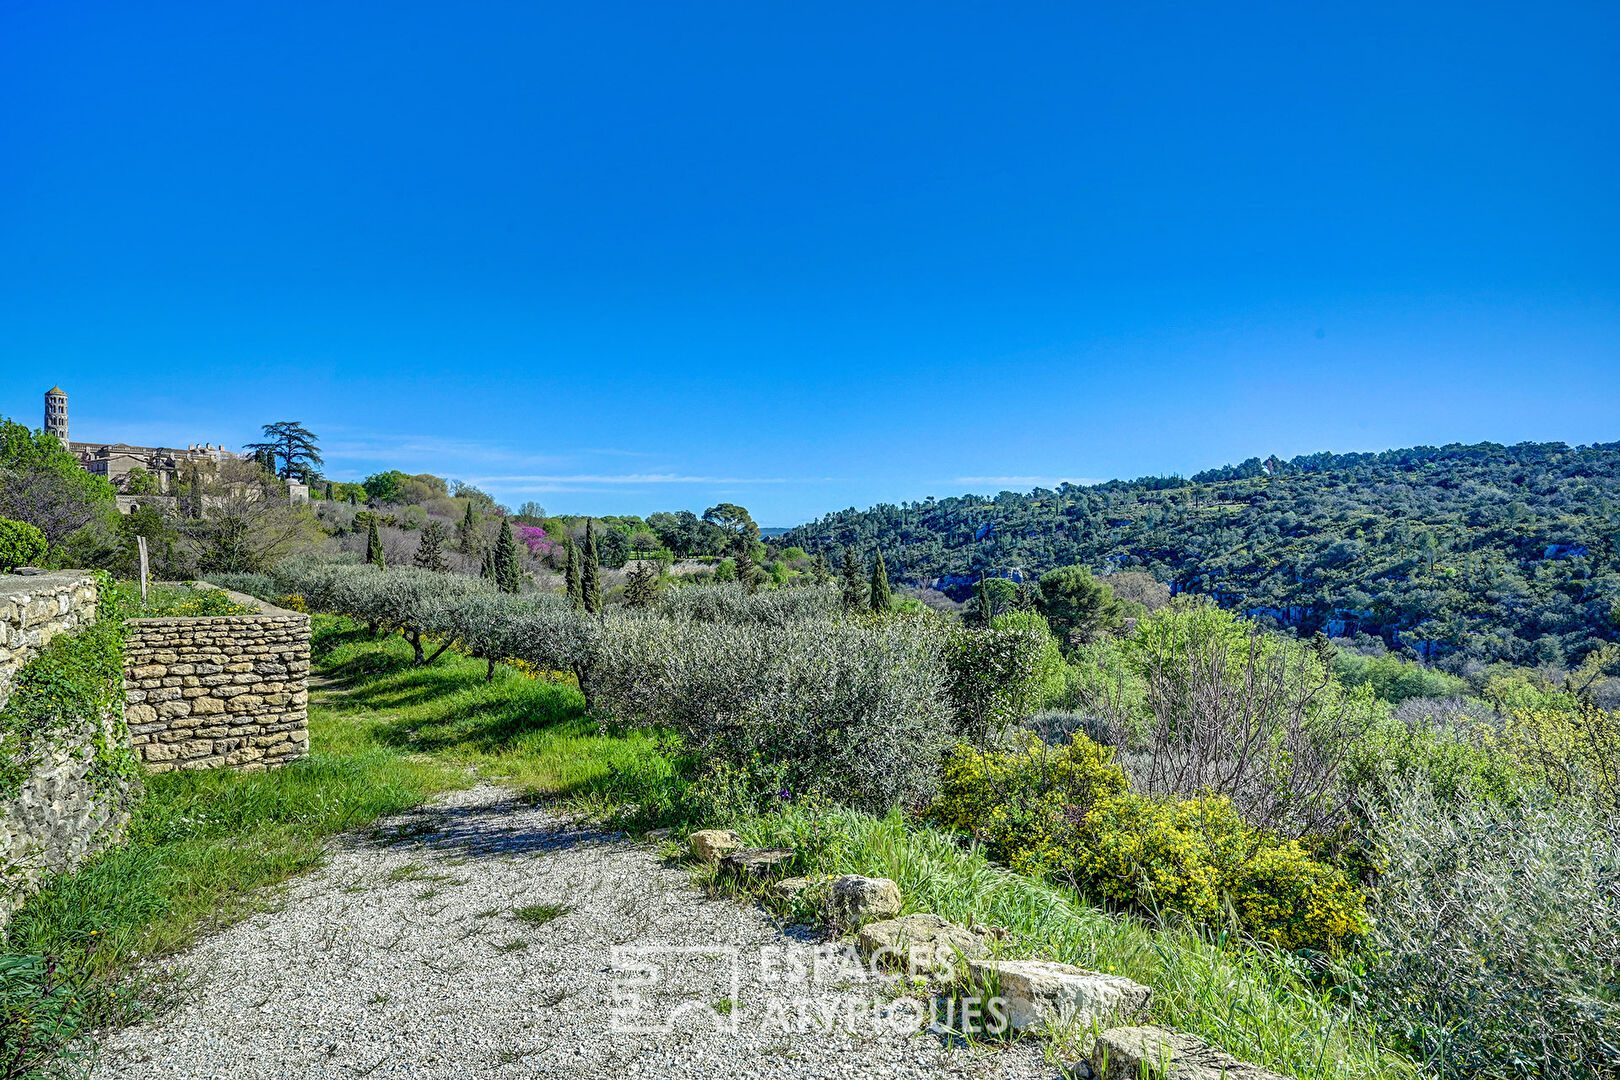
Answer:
[715, 806, 1415, 1080]
[6, 615, 1411, 1080]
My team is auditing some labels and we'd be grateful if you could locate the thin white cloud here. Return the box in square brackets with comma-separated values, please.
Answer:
[954, 476, 1104, 488]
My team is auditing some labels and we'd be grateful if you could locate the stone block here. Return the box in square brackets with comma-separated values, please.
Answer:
[966, 960, 1152, 1035]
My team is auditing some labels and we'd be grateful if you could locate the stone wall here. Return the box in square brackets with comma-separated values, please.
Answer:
[123, 589, 311, 772]
[1, 570, 135, 929]
[0, 571, 100, 701]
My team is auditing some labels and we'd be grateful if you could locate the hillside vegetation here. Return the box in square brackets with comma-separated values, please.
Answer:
[781, 440, 1620, 666]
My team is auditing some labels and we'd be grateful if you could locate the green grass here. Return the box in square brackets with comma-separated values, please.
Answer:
[717, 806, 1416, 1080]
[513, 903, 571, 926]
[5, 613, 1412, 1080]
[308, 617, 663, 795]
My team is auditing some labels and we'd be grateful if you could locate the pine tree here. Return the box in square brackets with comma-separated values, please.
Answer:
[366, 517, 386, 569]
[582, 521, 602, 613]
[459, 502, 479, 556]
[413, 519, 449, 572]
[734, 534, 762, 593]
[624, 560, 661, 608]
[840, 549, 865, 611]
[494, 520, 523, 594]
[869, 550, 894, 612]
[564, 538, 583, 610]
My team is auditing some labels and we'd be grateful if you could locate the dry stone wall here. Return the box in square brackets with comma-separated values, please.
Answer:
[123, 590, 310, 772]
[0, 571, 100, 700]
[1, 571, 135, 929]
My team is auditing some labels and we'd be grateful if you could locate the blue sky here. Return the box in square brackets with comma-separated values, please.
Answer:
[2, 2, 1617, 526]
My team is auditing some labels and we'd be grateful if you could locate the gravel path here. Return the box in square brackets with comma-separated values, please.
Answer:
[91, 784, 1064, 1079]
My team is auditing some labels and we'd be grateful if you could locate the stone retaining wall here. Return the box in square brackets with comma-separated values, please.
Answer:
[123, 589, 311, 772]
[0, 570, 135, 929]
[0, 571, 100, 700]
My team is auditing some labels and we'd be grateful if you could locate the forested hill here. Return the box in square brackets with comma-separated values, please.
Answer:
[781, 441, 1620, 666]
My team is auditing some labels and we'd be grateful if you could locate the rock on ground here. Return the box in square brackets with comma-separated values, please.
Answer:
[857, 914, 991, 978]
[89, 786, 1064, 1080]
[968, 959, 1152, 1035]
[1091, 1026, 1287, 1080]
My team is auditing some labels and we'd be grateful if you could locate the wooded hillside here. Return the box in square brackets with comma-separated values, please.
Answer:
[780, 441, 1620, 665]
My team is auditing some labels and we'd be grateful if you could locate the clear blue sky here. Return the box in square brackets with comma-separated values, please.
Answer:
[3, 2, 1616, 525]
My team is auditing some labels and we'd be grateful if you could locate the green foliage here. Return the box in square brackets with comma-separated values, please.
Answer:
[780, 440, 1620, 666]
[595, 526, 630, 570]
[412, 519, 449, 573]
[0, 415, 117, 556]
[933, 737, 1366, 953]
[124, 583, 257, 617]
[0, 574, 138, 801]
[1331, 651, 1468, 704]
[564, 538, 582, 610]
[366, 517, 385, 569]
[1364, 784, 1620, 1080]
[1037, 563, 1124, 646]
[0, 516, 47, 571]
[581, 521, 601, 613]
[592, 594, 953, 813]
[839, 548, 865, 611]
[493, 520, 522, 593]
[243, 420, 323, 482]
[868, 549, 893, 612]
[931, 734, 1128, 875]
[944, 616, 1056, 743]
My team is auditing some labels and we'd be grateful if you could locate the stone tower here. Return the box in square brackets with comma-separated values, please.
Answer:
[44, 386, 68, 446]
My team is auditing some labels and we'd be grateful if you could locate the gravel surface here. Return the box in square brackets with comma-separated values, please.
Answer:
[91, 784, 1067, 1079]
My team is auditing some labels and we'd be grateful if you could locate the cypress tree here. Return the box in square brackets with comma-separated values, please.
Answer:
[582, 520, 601, 613]
[840, 548, 865, 611]
[480, 547, 495, 580]
[323, 481, 333, 501]
[869, 549, 893, 612]
[347, 490, 358, 506]
[813, 551, 832, 586]
[734, 534, 761, 593]
[459, 502, 479, 556]
[366, 517, 386, 569]
[413, 519, 449, 572]
[564, 538, 583, 609]
[495, 520, 522, 593]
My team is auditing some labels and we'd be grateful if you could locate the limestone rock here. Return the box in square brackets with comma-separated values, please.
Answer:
[688, 829, 742, 864]
[857, 913, 990, 977]
[643, 827, 676, 842]
[967, 959, 1151, 1034]
[720, 847, 796, 879]
[830, 874, 901, 924]
[1091, 1026, 1287, 1080]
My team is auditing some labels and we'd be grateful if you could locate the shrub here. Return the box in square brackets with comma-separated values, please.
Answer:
[945, 617, 1056, 743]
[931, 734, 1127, 876]
[202, 572, 278, 602]
[0, 515, 47, 571]
[932, 737, 1368, 953]
[659, 581, 839, 624]
[1343, 699, 1519, 808]
[592, 603, 953, 813]
[1364, 784, 1620, 1080]
[1077, 600, 1384, 839]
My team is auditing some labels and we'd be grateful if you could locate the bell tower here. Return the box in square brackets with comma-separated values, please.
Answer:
[44, 386, 69, 445]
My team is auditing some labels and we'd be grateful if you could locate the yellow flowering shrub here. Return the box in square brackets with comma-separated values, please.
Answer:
[276, 593, 308, 612]
[930, 734, 1127, 875]
[933, 738, 1367, 952]
[1228, 840, 1366, 951]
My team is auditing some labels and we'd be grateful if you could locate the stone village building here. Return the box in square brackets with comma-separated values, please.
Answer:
[45, 386, 239, 496]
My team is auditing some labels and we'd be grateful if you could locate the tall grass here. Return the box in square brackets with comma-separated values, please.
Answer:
[729, 806, 1416, 1080]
